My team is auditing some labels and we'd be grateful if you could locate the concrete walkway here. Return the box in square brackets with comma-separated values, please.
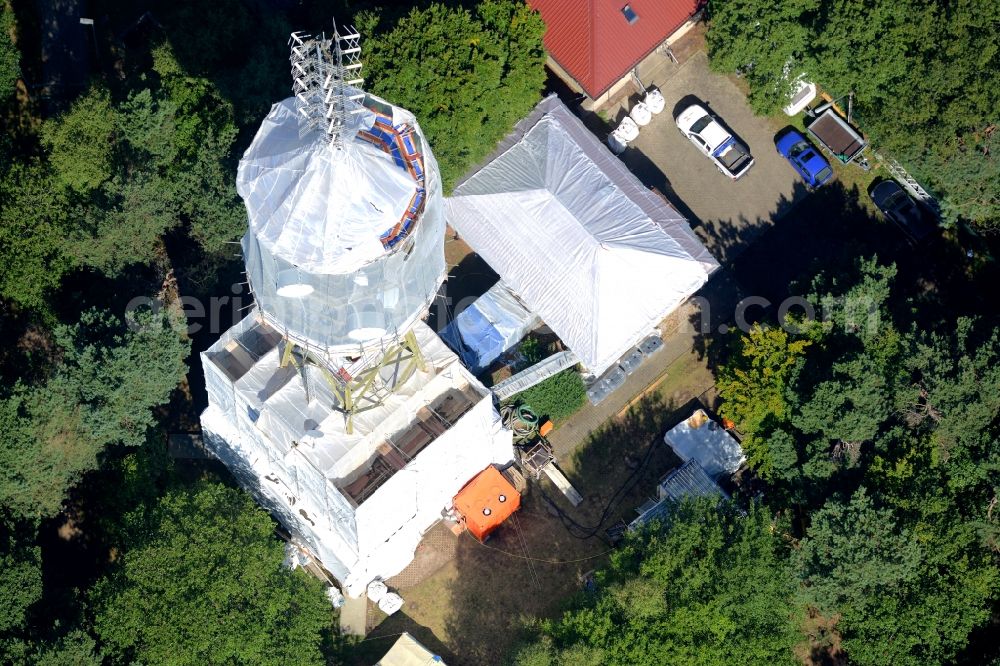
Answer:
[339, 593, 369, 636]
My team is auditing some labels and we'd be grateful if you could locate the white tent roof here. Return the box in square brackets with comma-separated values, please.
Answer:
[237, 93, 426, 273]
[377, 632, 445, 665]
[446, 95, 719, 375]
[663, 409, 745, 480]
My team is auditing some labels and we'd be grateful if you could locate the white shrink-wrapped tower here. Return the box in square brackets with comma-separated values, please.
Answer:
[199, 26, 514, 596]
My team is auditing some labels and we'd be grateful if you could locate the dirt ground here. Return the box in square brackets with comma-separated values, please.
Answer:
[347, 352, 717, 665]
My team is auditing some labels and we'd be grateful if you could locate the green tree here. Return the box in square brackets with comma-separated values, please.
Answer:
[39, 87, 116, 195]
[717, 324, 811, 478]
[706, 0, 818, 113]
[0, 307, 189, 520]
[13, 41, 245, 283]
[796, 489, 998, 666]
[516, 500, 803, 665]
[92, 482, 331, 666]
[361, 0, 546, 189]
[1, 3, 18, 96]
[0, 161, 75, 312]
[0, 522, 42, 645]
[915, 130, 1000, 230]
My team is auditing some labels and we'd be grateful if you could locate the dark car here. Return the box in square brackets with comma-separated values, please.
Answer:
[869, 180, 936, 241]
[775, 129, 833, 188]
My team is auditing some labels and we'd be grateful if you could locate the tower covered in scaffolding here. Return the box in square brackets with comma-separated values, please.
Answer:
[199, 26, 514, 596]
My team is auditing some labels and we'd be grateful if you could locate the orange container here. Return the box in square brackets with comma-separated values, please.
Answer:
[453, 466, 521, 541]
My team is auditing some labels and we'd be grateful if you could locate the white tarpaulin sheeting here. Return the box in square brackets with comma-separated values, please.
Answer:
[446, 95, 719, 376]
[201, 314, 514, 596]
[236, 92, 446, 351]
[239, 95, 422, 274]
[663, 410, 746, 480]
[439, 280, 541, 372]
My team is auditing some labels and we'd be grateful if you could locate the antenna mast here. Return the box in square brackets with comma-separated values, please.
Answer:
[289, 21, 365, 147]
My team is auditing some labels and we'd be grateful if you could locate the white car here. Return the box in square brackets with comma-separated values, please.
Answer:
[675, 104, 754, 180]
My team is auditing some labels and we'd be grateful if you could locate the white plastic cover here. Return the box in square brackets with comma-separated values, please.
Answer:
[663, 410, 746, 480]
[439, 280, 541, 371]
[645, 88, 666, 114]
[616, 116, 640, 142]
[239, 95, 424, 274]
[630, 101, 652, 126]
[237, 92, 446, 351]
[446, 96, 719, 375]
[378, 632, 443, 665]
[200, 313, 515, 597]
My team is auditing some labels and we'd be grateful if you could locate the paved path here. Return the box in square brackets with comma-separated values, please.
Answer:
[339, 593, 369, 636]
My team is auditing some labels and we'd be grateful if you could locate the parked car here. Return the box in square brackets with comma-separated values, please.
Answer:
[675, 104, 754, 180]
[775, 129, 833, 188]
[869, 180, 936, 241]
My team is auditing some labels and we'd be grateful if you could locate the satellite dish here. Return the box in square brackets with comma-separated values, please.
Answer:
[347, 303, 387, 341]
[276, 268, 315, 297]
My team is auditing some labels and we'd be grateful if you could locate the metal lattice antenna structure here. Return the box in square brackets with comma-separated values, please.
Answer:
[289, 21, 365, 147]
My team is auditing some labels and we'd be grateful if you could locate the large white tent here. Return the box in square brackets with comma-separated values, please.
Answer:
[446, 95, 719, 376]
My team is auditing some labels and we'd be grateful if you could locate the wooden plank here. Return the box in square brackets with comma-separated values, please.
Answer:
[542, 462, 583, 507]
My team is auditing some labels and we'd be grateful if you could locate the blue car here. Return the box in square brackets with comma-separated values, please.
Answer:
[776, 129, 833, 188]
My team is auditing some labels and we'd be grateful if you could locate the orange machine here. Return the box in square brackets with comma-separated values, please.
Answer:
[453, 466, 521, 541]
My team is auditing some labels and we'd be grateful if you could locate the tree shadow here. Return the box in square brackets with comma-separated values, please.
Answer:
[346, 611, 454, 665]
[620, 146, 701, 226]
[417, 394, 705, 664]
[727, 181, 897, 303]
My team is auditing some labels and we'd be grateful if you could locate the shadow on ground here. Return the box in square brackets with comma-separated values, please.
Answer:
[426, 251, 500, 333]
[346, 611, 453, 665]
[346, 394, 707, 665]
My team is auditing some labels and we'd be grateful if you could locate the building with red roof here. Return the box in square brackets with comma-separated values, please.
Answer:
[529, 0, 704, 106]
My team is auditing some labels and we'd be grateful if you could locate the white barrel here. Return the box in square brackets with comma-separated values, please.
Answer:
[366, 578, 388, 603]
[616, 116, 640, 142]
[630, 101, 652, 126]
[378, 592, 404, 615]
[645, 88, 666, 114]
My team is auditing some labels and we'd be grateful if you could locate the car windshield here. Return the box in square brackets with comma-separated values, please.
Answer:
[815, 166, 832, 183]
[690, 116, 712, 134]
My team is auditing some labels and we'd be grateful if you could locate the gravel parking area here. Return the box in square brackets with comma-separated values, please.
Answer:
[619, 51, 809, 263]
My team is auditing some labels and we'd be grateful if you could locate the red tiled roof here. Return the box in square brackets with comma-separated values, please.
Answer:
[529, 0, 702, 98]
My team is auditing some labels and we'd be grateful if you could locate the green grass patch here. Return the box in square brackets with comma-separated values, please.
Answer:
[512, 368, 587, 424]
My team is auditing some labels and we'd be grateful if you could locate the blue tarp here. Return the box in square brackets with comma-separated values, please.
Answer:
[440, 305, 505, 371]
[440, 281, 540, 373]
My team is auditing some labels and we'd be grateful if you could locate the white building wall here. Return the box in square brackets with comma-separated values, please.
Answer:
[199, 320, 514, 597]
